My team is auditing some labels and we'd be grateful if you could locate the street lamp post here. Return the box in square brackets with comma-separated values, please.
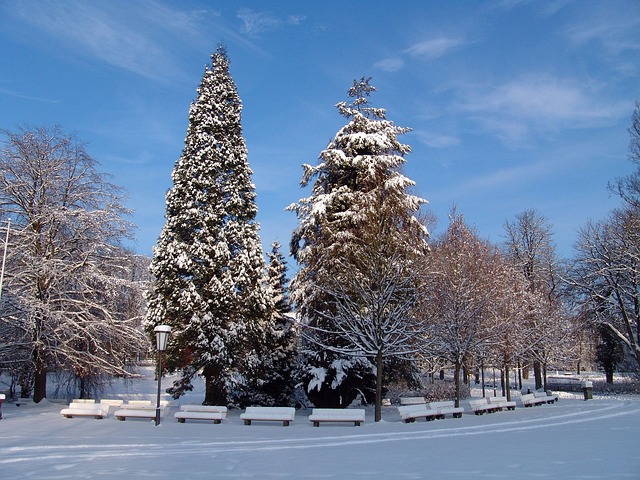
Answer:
[154, 325, 171, 426]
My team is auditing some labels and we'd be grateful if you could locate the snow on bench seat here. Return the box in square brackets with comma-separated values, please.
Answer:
[487, 396, 516, 411]
[534, 391, 558, 404]
[469, 398, 501, 415]
[240, 406, 296, 426]
[397, 404, 438, 423]
[399, 396, 426, 405]
[520, 393, 546, 407]
[60, 402, 109, 419]
[174, 405, 227, 424]
[308, 408, 365, 427]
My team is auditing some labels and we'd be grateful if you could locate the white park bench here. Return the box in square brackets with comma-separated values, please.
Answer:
[488, 396, 517, 411]
[308, 408, 365, 427]
[60, 401, 110, 419]
[429, 401, 464, 419]
[114, 400, 167, 421]
[520, 393, 547, 407]
[399, 396, 426, 405]
[174, 405, 227, 424]
[72, 398, 96, 404]
[397, 404, 438, 423]
[469, 398, 501, 415]
[533, 391, 559, 404]
[99, 399, 124, 412]
[240, 406, 296, 426]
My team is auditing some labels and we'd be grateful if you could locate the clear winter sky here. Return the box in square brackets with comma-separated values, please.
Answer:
[1, 1, 639, 263]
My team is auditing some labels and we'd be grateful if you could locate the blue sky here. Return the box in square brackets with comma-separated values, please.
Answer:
[1, 0, 639, 263]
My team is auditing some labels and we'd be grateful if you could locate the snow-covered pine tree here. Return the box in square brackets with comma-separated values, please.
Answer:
[231, 241, 298, 406]
[146, 45, 271, 406]
[288, 78, 429, 409]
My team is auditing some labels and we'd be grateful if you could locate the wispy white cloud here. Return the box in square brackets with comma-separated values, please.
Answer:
[237, 9, 306, 38]
[375, 36, 465, 73]
[456, 74, 629, 146]
[0, 86, 59, 103]
[404, 37, 465, 60]
[564, 8, 640, 55]
[373, 57, 405, 73]
[412, 130, 460, 149]
[2, 0, 248, 82]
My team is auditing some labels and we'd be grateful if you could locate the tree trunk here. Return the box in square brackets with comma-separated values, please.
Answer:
[517, 360, 523, 390]
[375, 350, 383, 422]
[606, 369, 614, 384]
[533, 360, 543, 390]
[203, 366, 226, 406]
[504, 363, 511, 401]
[454, 361, 461, 408]
[32, 347, 47, 403]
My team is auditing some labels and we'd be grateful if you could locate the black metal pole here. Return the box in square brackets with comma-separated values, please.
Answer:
[155, 350, 163, 426]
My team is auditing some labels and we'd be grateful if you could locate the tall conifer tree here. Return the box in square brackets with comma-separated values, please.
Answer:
[146, 46, 270, 405]
[289, 78, 429, 408]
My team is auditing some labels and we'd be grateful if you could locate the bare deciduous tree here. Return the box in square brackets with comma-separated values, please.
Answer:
[0, 126, 148, 402]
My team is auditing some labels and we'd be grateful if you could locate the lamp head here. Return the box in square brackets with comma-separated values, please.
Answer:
[154, 325, 171, 351]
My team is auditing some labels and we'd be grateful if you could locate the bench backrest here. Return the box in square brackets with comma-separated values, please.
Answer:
[533, 391, 549, 398]
[127, 400, 152, 406]
[245, 406, 295, 415]
[311, 408, 365, 417]
[469, 399, 489, 407]
[521, 394, 535, 401]
[100, 399, 124, 406]
[488, 396, 507, 403]
[73, 398, 95, 403]
[400, 397, 426, 405]
[180, 405, 227, 413]
[429, 401, 455, 409]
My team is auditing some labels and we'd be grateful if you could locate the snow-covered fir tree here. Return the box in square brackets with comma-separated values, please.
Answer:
[288, 78, 429, 409]
[231, 241, 298, 406]
[146, 46, 271, 406]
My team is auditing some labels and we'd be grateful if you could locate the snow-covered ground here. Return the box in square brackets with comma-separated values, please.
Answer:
[1, 368, 638, 479]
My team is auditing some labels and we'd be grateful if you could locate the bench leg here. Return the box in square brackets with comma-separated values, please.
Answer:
[354, 421, 360, 426]
[283, 420, 290, 426]
[178, 418, 185, 423]
[116, 416, 125, 421]
[243, 419, 251, 425]
[313, 421, 320, 427]
[214, 419, 221, 424]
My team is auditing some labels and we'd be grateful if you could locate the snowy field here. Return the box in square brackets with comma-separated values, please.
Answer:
[1, 368, 638, 479]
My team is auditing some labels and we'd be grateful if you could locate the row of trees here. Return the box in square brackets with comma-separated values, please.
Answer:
[1, 46, 637, 418]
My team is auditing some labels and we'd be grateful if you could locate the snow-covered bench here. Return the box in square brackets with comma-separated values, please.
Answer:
[488, 396, 517, 411]
[308, 408, 365, 427]
[114, 400, 166, 421]
[72, 398, 96, 404]
[469, 398, 501, 415]
[399, 396, 426, 405]
[99, 399, 123, 411]
[174, 405, 227, 424]
[534, 391, 558, 404]
[520, 393, 546, 407]
[240, 406, 296, 426]
[429, 401, 464, 419]
[60, 402, 110, 419]
[398, 404, 438, 423]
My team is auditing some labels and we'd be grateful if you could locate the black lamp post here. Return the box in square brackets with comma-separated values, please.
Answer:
[154, 325, 171, 426]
